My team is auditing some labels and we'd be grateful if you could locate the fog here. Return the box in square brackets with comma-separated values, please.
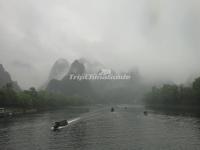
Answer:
[0, 0, 200, 89]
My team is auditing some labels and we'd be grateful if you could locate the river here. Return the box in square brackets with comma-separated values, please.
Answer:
[0, 105, 200, 150]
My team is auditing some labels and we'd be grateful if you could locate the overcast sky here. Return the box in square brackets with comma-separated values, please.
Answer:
[0, 0, 200, 89]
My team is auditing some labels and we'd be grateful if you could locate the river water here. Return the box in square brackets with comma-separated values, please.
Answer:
[0, 105, 200, 150]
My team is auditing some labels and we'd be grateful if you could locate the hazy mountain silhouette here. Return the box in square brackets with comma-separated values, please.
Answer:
[46, 58, 145, 103]
[78, 58, 104, 73]
[47, 60, 94, 99]
[0, 64, 20, 91]
[48, 58, 69, 81]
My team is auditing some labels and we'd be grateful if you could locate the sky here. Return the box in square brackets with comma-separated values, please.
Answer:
[0, 0, 200, 89]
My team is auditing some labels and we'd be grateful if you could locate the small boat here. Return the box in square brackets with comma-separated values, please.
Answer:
[111, 107, 114, 112]
[144, 111, 148, 116]
[52, 120, 68, 131]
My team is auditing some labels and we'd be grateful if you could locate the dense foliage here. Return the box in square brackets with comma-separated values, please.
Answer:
[144, 77, 200, 108]
[0, 83, 90, 109]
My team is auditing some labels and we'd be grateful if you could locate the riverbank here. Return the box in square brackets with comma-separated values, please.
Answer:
[145, 104, 200, 117]
[0, 107, 38, 118]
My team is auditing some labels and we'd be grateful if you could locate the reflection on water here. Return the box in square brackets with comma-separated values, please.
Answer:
[1, 105, 200, 150]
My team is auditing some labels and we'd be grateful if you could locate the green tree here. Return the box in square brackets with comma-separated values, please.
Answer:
[2, 83, 17, 106]
[17, 92, 33, 108]
[193, 77, 200, 91]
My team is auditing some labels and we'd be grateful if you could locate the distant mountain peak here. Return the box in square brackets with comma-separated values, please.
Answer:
[78, 58, 104, 73]
[68, 60, 85, 75]
[0, 64, 20, 91]
[48, 58, 69, 80]
[55, 58, 68, 64]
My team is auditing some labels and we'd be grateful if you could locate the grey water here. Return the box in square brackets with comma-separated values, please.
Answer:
[1, 105, 200, 150]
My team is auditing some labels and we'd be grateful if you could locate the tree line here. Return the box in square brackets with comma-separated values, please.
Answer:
[144, 77, 200, 109]
[0, 83, 90, 109]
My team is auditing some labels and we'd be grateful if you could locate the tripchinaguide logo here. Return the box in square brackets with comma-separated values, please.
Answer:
[69, 69, 131, 81]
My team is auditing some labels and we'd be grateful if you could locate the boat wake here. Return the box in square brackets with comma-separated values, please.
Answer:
[68, 117, 80, 124]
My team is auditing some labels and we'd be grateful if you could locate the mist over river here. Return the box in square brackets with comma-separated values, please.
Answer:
[1, 105, 200, 150]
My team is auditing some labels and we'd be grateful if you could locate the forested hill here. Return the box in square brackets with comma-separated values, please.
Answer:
[144, 76, 200, 110]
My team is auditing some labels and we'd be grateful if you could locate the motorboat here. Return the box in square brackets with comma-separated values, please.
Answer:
[52, 120, 68, 131]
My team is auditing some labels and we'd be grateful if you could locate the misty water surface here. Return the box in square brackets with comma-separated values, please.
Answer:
[0, 106, 200, 150]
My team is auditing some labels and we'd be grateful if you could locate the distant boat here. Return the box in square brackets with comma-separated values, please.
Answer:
[111, 107, 115, 112]
[52, 120, 68, 131]
[144, 111, 148, 116]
